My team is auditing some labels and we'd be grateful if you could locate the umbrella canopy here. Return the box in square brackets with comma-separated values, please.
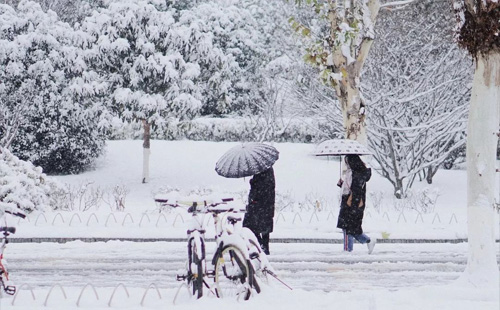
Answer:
[215, 142, 279, 178]
[313, 139, 372, 156]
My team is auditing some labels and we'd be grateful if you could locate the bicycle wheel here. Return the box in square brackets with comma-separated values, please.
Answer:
[188, 239, 205, 299]
[214, 245, 251, 300]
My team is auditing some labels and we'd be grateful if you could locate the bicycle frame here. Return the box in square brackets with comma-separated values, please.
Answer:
[0, 227, 17, 296]
[0, 206, 26, 296]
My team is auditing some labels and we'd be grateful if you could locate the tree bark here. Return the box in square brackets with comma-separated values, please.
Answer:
[142, 120, 151, 184]
[462, 52, 500, 287]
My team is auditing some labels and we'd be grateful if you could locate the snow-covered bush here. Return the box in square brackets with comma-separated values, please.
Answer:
[0, 1, 109, 174]
[106, 184, 129, 212]
[0, 147, 64, 213]
[50, 181, 129, 212]
[368, 188, 440, 215]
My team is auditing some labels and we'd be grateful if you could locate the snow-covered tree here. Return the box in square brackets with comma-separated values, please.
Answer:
[231, 0, 301, 141]
[291, 60, 344, 141]
[451, 0, 499, 289]
[0, 1, 109, 174]
[362, 1, 472, 197]
[214, 0, 339, 142]
[1, 0, 105, 24]
[80, 0, 276, 181]
[290, 1, 440, 145]
[171, 1, 258, 116]
[81, 0, 207, 183]
[259, 1, 344, 141]
[289, 1, 470, 197]
[290, 0, 385, 144]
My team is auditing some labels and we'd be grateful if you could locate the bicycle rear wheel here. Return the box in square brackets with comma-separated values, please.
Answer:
[214, 245, 251, 300]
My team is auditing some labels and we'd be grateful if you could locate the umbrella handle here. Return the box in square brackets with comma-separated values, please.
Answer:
[340, 156, 342, 179]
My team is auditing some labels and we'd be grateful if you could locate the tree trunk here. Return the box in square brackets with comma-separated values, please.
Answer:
[329, 0, 380, 145]
[339, 85, 368, 144]
[462, 52, 499, 287]
[426, 166, 434, 184]
[142, 120, 151, 184]
[394, 178, 404, 199]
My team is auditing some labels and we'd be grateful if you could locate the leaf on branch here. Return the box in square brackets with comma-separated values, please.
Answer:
[341, 67, 348, 79]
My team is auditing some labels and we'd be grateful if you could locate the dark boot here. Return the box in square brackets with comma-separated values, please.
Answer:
[261, 233, 270, 255]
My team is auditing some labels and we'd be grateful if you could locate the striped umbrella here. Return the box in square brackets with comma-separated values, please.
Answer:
[215, 142, 279, 178]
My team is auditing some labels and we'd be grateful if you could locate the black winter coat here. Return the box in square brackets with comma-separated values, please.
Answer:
[243, 167, 275, 234]
[336, 167, 371, 235]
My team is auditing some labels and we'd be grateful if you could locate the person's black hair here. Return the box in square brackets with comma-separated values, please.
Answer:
[346, 154, 366, 172]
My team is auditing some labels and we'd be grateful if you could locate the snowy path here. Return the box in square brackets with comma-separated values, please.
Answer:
[7, 241, 493, 292]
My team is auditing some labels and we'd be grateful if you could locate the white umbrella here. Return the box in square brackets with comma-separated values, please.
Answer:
[313, 139, 372, 156]
[313, 139, 371, 177]
[215, 142, 279, 178]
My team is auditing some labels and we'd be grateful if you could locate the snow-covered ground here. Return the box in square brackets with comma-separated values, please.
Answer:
[9, 140, 499, 240]
[4, 241, 498, 310]
[1, 140, 499, 309]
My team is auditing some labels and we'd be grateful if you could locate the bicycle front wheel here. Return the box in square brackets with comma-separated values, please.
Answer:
[188, 239, 205, 299]
[214, 245, 251, 300]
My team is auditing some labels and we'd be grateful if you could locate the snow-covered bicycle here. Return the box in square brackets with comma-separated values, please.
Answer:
[154, 196, 274, 301]
[0, 209, 26, 296]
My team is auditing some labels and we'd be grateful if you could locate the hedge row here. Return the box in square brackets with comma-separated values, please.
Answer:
[110, 117, 342, 143]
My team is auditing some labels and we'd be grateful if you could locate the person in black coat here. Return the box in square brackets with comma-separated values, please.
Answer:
[243, 167, 275, 255]
[336, 154, 376, 253]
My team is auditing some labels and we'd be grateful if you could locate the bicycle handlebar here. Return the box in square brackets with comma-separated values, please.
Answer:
[154, 197, 238, 213]
[154, 198, 178, 207]
[155, 198, 233, 206]
[5, 210, 26, 219]
[0, 227, 16, 234]
[207, 198, 234, 206]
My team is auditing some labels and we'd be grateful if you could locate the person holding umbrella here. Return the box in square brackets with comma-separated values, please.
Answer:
[336, 154, 376, 254]
[313, 139, 375, 253]
[243, 167, 275, 255]
[215, 142, 279, 255]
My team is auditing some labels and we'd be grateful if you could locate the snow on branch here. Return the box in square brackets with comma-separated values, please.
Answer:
[362, 2, 472, 196]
